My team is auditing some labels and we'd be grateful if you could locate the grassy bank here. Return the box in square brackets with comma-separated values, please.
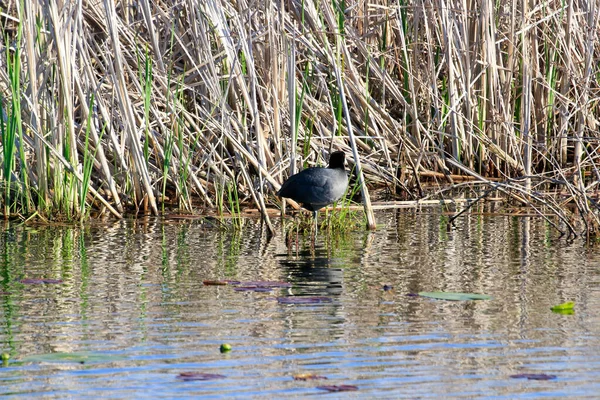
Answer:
[0, 1, 598, 234]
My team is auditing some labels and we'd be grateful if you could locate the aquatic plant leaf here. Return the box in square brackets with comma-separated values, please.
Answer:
[418, 292, 492, 301]
[220, 343, 232, 353]
[177, 372, 226, 381]
[293, 373, 328, 381]
[203, 280, 243, 286]
[551, 301, 575, 311]
[510, 373, 557, 380]
[238, 281, 292, 288]
[22, 352, 124, 364]
[316, 385, 358, 392]
[203, 280, 229, 286]
[277, 296, 333, 304]
[20, 278, 63, 284]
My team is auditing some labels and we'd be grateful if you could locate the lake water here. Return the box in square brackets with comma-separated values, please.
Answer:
[0, 209, 599, 398]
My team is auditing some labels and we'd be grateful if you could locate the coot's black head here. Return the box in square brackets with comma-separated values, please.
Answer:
[328, 151, 346, 170]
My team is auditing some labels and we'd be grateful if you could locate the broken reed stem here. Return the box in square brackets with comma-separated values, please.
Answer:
[0, 0, 597, 234]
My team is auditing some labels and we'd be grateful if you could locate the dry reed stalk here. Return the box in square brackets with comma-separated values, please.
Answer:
[558, 0, 573, 165]
[73, 65, 123, 213]
[103, 0, 157, 214]
[0, 0, 597, 234]
[48, 0, 80, 215]
[23, 1, 47, 206]
[520, 0, 533, 194]
[445, 157, 575, 236]
[318, 0, 376, 229]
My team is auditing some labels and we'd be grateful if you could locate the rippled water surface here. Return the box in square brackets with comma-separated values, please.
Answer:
[0, 210, 599, 398]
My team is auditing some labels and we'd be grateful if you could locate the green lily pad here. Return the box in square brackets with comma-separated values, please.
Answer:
[551, 301, 575, 313]
[418, 291, 492, 301]
[551, 301, 574, 311]
[21, 351, 125, 364]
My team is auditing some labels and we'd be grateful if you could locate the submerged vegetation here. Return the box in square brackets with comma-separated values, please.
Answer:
[0, 1, 599, 235]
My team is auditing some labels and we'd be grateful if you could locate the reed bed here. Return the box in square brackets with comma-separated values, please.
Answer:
[0, 0, 598, 235]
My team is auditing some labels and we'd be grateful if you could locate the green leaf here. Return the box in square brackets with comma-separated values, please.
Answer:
[418, 291, 492, 301]
[1, 352, 9, 367]
[220, 343, 232, 353]
[551, 301, 575, 312]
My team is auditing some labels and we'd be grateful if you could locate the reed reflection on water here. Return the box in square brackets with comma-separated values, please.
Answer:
[0, 209, 599, 397]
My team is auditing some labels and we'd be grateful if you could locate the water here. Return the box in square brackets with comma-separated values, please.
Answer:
[0, 210, 599, 398]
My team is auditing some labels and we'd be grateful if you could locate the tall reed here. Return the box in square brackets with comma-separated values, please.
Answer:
[0, 0, 597, 233]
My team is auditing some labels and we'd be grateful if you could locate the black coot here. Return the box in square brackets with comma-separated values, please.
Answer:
[277, 151, 348, 228]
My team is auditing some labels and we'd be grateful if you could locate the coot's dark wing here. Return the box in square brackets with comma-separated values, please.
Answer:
[277, 168, 347, 210]
[277, 168, 325, 203]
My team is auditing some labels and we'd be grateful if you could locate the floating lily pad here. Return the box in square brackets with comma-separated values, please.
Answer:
[293, 373, 328, 381]
[551, 301, 575, 312]
[277, 296, 332, 304]
[20, 279, 63, 285]
[316, 385, 358, 392]
[418, 292, 492, 301]
[203, 280, 241, 286]
[176, 372, 226, 381]
[21, 351, 124, 364]
[510, 373, 557, 380]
